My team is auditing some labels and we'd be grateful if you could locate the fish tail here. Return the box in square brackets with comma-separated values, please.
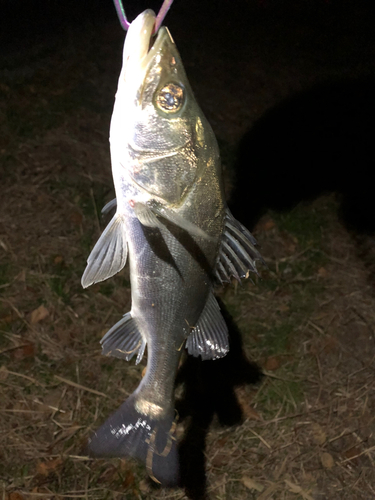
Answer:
[87, 395, 179, 486]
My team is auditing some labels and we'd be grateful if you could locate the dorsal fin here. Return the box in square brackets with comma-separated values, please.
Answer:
[215, 208, 264, 284]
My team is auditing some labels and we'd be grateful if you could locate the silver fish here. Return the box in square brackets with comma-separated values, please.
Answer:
[81, 9, 262, 485]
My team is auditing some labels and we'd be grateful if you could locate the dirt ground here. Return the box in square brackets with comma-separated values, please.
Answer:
[1, 1, 375, 499]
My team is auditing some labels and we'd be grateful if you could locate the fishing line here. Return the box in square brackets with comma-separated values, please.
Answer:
[112, 0, 174, 33]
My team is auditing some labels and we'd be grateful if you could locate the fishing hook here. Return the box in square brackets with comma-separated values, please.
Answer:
[112, 0, 174, 33]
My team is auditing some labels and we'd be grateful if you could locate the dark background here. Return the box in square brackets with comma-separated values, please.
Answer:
[2, 0, 374, 234]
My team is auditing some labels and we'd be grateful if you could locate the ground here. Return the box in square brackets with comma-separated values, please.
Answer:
[1, 1, 375, 499]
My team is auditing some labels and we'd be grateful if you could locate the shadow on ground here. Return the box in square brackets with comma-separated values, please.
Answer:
[174, 299, 263, 500]
[229, 77, 375, 235]
[148, 77, 375, 498]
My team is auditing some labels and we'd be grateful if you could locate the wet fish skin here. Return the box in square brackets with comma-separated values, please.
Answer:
[81, 9, 262, 486]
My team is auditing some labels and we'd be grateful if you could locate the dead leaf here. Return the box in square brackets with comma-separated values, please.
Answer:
[311, 422, 326, 445]
[321, 452, 335, 469]
[0, 365, 9, 381]
[43, 388, 62, 409]
[257, 483, 279, 500]
[56, 328, 71, 346]
[9, 493, 26, 500]
[12, 344, 36, 360]
[243, 405, 262, 421]
[0, 83, 10, 93]
[303, 472, 316, 483]
[280, 231, 298, 253]
[285, 479, 314, 500]
[285, 479, 302, 493]
[118, 459, 128, 472]
[317, 267, 328, 277]
[322, 336, 338, 354]
[16, 269, 26, 282]
[256, 218, 276, 232]
[91, 284, 101, 294]
[142, 367, 147, 378]
[54, 255, 64, 265]
[37, 457, 63, 476]
[217, 437, 229, 447]
[30, 305, 49, 324]
[52, 426, 82, 446]
[264, 356, 281, 371]
[235, 387, 262, 420]
[344, 446, 361, 462]
[139, 479, 151, 493]
[37, 194, 47, 204]
[70, 211, 83, 226]
[0, 314, 13, 324]
[97, 465, 117, 483]
[211, 452, 228, 467]
[242, 475, 264, 492]
[122, 470, 135, 488]
[263, 219, 276, 231]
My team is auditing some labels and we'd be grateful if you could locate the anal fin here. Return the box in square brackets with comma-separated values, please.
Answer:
[81, 213, 127, 288]
[101, 312, 146, 364]
[186, 292, 229, 360]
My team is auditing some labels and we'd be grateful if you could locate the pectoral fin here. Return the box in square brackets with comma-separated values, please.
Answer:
[134, 200, 213, 241]
[81, 213, 128, 288]
[215, 208, 265, 284]
[186, 292, 229, 360]
[101, 312, 146, 364]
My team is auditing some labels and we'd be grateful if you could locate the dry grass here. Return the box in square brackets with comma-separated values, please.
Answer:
[3, 177, 375, 500]
[2, 5, 375, 500]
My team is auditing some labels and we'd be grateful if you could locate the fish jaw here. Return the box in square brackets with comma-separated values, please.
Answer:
[116, 9, 156, 94]
[110, 10, 220, 208]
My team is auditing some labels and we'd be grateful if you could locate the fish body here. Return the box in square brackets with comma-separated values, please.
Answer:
[82, 10, 262, 485]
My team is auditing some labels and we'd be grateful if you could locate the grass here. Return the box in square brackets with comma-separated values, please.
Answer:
[4, 150, 374, 499]
[0, 263, 11, 287]
[255, 376, 305, 417]
[256, 321, 295, 355]
[269, 195, 338, 249]
[218, 197, 354, 438]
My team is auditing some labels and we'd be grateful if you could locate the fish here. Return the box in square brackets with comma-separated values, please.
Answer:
[81, 9, 263, 486]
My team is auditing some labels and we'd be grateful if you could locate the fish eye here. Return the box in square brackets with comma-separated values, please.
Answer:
[155, 83, 184, 113]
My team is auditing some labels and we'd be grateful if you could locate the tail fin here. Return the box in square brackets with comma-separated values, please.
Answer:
[87, 395, 179, 486]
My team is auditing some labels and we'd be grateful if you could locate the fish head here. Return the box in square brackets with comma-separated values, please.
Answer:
[110, 10, 219, 206]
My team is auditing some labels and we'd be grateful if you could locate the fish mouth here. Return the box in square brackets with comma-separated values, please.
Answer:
[142, 24, 174, 70]
[134, 10, 157, 65]
[123, 9, 174, 79]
